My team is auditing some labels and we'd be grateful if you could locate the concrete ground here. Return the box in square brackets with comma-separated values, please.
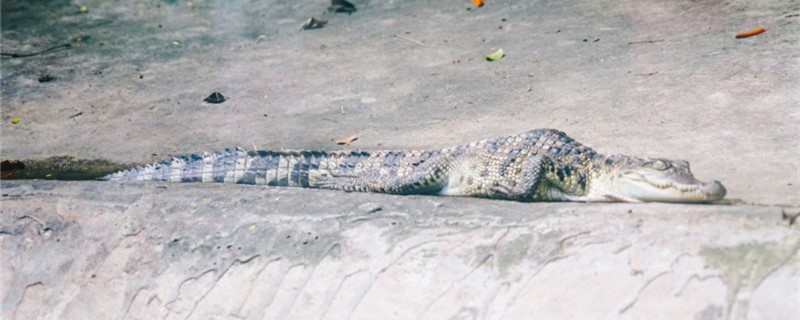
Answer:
[1, 0, 798, 319]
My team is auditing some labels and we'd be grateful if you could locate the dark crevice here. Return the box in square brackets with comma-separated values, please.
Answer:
[1, 156, 136, 180]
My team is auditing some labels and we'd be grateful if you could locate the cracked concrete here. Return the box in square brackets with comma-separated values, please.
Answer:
[1, 0, 799, 318]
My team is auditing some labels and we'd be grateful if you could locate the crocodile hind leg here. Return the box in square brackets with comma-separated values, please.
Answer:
[440, 153, 548, 201]
[308, 152, 450, 195]
[310, 170, 447, 194]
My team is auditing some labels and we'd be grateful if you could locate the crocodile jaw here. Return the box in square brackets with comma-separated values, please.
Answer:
[594, 157, 727, 203]
[611, 173, 726, 203]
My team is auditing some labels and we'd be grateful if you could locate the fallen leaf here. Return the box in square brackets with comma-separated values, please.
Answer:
[329, 0, 357, 13]
[485, 48, 505, 61]
[300, 16, 328, 30]
[735, 27, 766, 38]
[203, 92, 227, 104]
[471, 0, 484, 7]
[335, 134, 358, 145]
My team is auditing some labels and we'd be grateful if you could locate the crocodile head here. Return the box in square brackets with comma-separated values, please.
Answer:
[592, 156, 726, 203]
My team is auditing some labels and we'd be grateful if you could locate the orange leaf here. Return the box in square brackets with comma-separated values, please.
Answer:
[335, 134, 358, 145]
[471, 0, 484, 7]
[735, 27, 766, 39]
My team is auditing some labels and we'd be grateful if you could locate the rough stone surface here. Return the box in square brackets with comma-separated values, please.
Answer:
[1, 181, 798, 319]
[1, 0, 798, 319]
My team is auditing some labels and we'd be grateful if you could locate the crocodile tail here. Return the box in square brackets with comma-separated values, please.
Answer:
[101, 147, 330, 187]
[101, 147, 450, 193]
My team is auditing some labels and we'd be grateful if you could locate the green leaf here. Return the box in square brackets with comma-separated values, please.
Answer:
[484, 48, 505, 61]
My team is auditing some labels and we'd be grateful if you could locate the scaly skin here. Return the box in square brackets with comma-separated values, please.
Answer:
[103, 129, 726, 203]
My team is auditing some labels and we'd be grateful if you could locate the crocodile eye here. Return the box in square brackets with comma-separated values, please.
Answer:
[651, 160, 669, 170]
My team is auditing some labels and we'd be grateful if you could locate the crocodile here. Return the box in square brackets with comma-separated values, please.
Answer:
[103, 129, 726, 203]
